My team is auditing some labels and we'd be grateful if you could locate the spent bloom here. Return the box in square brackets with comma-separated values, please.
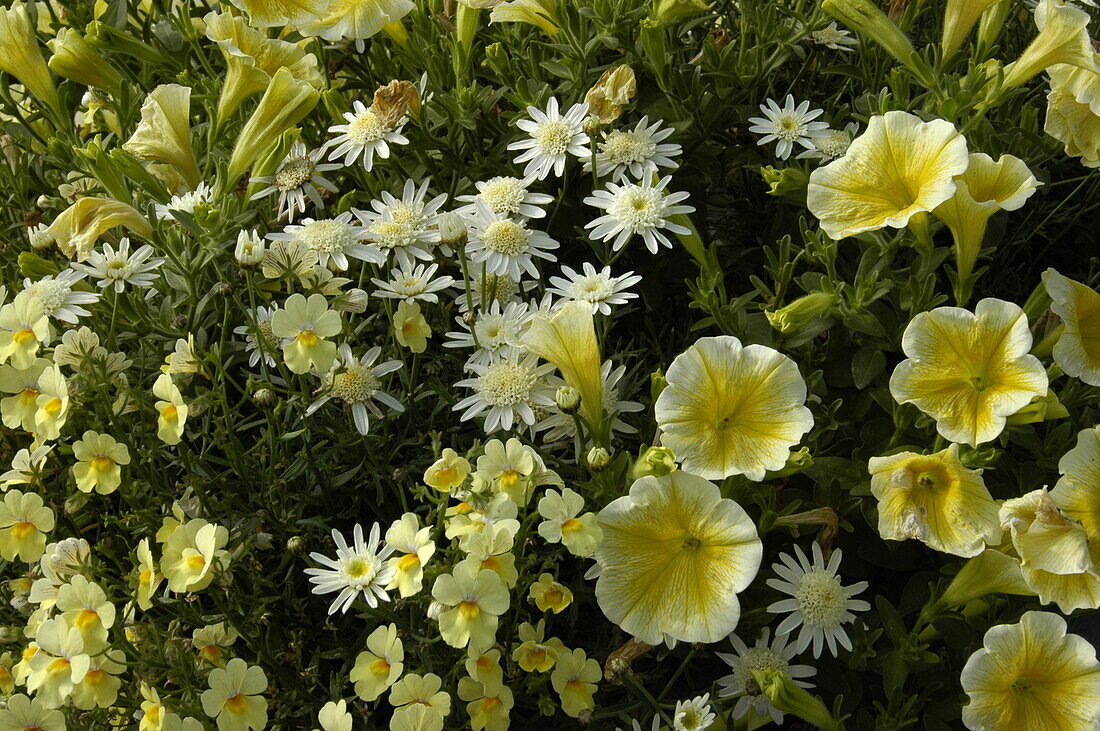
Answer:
[747, 95, 829, 160]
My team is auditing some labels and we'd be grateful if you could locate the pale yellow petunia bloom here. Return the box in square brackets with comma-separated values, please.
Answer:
[1042, 268, 1100, 386]
[1044, 57, 1100, 169]
[889, 298, 1048, 446]
[228, 0, 325, 27]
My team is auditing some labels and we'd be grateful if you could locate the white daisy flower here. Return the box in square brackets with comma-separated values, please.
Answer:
[22, 270, 99, 324]
[673, 694, 716, 731]
[233, 306, 279, 368]
[507, 98, 591, 180]
[371, 263, 455, 304]
[304, 523, 396, 615]
[583, 176, 694, 254]
[325, 99, 410, 170]
[465, 200, 559, 279]
[457, 176, 554, 219]
[453, 346, 556, 433]
[266, 213, 379, 271]
[547, 263, 642, 315]
[747, 95, 830, 160]
[536, 361, 642, 442]
[306, 344, 404, 436]
[810, 22, 859, 51]
[444, 300, 532, 366]
[716, 628, 818, 725]
[69, 238, 164, 293]
[588, 116, 682, 182]
[249, 141, 341, 223]
[766, 543, 870, 658]
[354, 178, 447, 268]
[797, 122, 860, 161]
[154, 182, 212, 221]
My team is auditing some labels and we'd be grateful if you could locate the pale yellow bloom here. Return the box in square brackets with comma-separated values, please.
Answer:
[135, 537, 163, 611]
[55, 575, 114, 654]
[153, 373, 188, 445]
[200, 658, 268, 731]
[523, 300, 603, 431]
[270, 293, 341, 374]
[350, 623, 404, 701]
[1000, 0, 1098, 91]
[1043, 268, 1100, 385]
[528, 572, 572, 613]
[536, 487, 602, 558]
[489, 0, 559, 35]
[0, 489, 53, 563]
[0, 2, 59, 112]
[25, 615, 88, 709]
[511, 620, 566, 672]
[457, 667, 513, 731]
[124, 85, 201, 190]
[0, 293, 50, 369]
[432, 560, 510, 650]
[595, 470, 762, 645]
[0, 358, 49, 432]
[384, 512, 435, 597]
[941, 0, 1002, 55]
[655, 335, 813, 481]
[394, 300, 430, 353]
[161, 518, 230, 594]
[424, 448, 471, 492]
[193, 622, 239, 666]
[889, 298, 1048, 446]
[868, 444, 1000, 557]
[228, 0, 325, 27]
[47, 27, 122, 96]
[69, 649, 124, 710]
[550, 648, 600, 718]
[388, 671, 451, 717]
[72, 430, 129, 494]
[33, 364, 69, 440]
[460, 529, 518, 589]
[1045, 58, 1100, 168]
[961, 611, 1100, 729]
[807, 111, 969, 240]
[44, 196, 152, 261]
[298, 0, 416, 44]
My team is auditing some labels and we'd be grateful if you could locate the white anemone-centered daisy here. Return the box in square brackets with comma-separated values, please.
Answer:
[507, 98, 591, 180]
[747, 95, 830, 160]
[457, 176, 554, 219]
[22, 270, 100, 324]
[304, 523, 396, 615]
[465, 200, 559, 279]
[716, 628, 818, 725]
[547, 263, 641, 315]
[69, 238, 164, 293]
[444, 301, 533, 366]
[307, 344, 404, 436]
[354, 178, 447, 268]
[673, 694, 716, 731]
[371, 263, 455, 304]
[766, 543, 870, 658]
[325, 99, 409, 170]
[266, 213, 380, 271]
[154, 182, 213, 221]
[249, 141, 340, 223]
[589, 116, 682, 181]
[583, 176, 694, 254]
[453, 346, 556, 433]
[233, 306, 279, 368]
[797, 122, 859, 161]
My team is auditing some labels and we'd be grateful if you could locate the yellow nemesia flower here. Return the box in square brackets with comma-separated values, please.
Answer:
[457, 672, 513, 731]
[25, 615, 88, 709]
[511, 620, 566, 672]
[431, 560, 510, 650]
[595, 470, 762, 645]
[153, 373, 188, 445]
[350, 623, 403, 702]
[461, 529, 518, 589]
[123, 85, 201, 191]
[70, 648, 123, 710]
[33, 364, 69, 440]
[867, 443, 1001, 557]
[424, 448, 471, 492]
[1042, 268, 1100, 385]
[1044, 58, 1100, 169]
[889, 298, 1048, 446]
[536, 487, 602, 558]
[160, 518, 230, 594]
[199, 658, 268, 731]
[0, 358, 50, 432]
[388, 672, 451, 721]
[0, 294, 50, 369]
[0, 693, 64, 731]
[523, 300, 603, 432]
[55, 575, 114, 654]
[44, 196, 152, 261]
[135, 537, 163, 611]
[0, 489, 54, 563]
[0, 2, 60, 113]
[394, 300, 430, 353]
[550, 648, 600, 718]
[384, 512, 435, 597]
[72, 430, 129, 494]
[961, 611, 1100, 729]
[529, 572, 572, 613]
[193, 622, 239, 666]
[270, 293, 341, 374]
[807, 110, 970, 240]
[654, 335, 813, 481]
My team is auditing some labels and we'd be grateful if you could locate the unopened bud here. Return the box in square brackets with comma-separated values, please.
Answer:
[586, 447, 611, 471]
[286, 535, 305, 553]
[632, 446, 677, 479]
[439, 211, 467, 248]
[427, 600, 445, 621]
[556, 386, 581, 413]
[234, 229, 265, 266]
[253, 388, 275, 408]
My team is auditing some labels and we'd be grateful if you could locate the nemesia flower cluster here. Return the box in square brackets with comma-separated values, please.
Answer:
[0, 0, 1097, 729]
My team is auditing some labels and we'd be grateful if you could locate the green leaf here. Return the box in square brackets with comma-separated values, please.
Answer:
[852, 347, 886, 388]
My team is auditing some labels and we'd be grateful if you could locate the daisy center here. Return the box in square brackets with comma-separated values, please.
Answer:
[482, 220, 530, 257]
[274, 158, 315, 191]
[25, 280, 71, 315]
[331, 366, 380, 404]
[369, 220, 415, 250]
[534, 120, 573, 156]
[298, 220, 355, 256]
[601, 131, 654, 163]
[775, 114, 808, 141]
[608, 189, 663, 231]
[477, 361, 537, 406]
[345, 556, 378, 581]
[347, 110, 386, 144]
[479, 178, 528, 214]
[795, 570, 848, 627]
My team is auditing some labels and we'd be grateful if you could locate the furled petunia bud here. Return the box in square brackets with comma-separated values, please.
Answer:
[47, 27, 122, 96]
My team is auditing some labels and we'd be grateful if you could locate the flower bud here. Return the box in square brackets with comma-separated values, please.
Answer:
[935, 548, 1034, 612]
[252, 387, 275, 408]
[427, 600, 445, 621]
[653, 0, 710, 26]
[586, 447, 611, 471]
[1005, 389, 1069, 426]
[766, 292, 838, 334]
[234, 229, 265, 266]
[752, 669, 841, 730]
[439, 211, 468, 248]
[761, 165, 810, 202]
[286, 535, 305, 553]
[47, 28, 123, 96]
[555, 386, 581, 413]
[26, 223, 53, 251]
[631, 446, 677, 479]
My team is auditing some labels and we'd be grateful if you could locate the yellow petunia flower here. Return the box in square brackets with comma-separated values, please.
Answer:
[489, 0, 559, 35]
[807, 111, 970, 240]
[1042, 268, 1100, 386]
[0, 489, 53, 563]
[961, 611, 1100, 729]
[72, 430, 130, 495]
[655, 335, 813, 481]
[0, 2, 60, 113]
[889, 298, 1048, 446]
[424, 448, 471, 492]
[528, 573, 572, 614]
[297, 0, 416, 46]
[25, 615, 88, 709]
[123, 85, 201, 191]
[228, 0, 325, 27]
[1044, 58, 1100, 169]
[153, 373, 188, 445]
[867, 444, 1001, 557]
[44, 196, 152, 261]
[46, 27, 122, 96]
[1000, 0, 1098, 92]
[69, 649, 124, 711]
[550, 648, 600, 718]
[595, 470, 762, 645]
[350, 623, 403, 702]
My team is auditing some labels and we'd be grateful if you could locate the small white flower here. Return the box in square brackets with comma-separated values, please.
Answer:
[306, 344, 404, 436]
[716, 628, 817, 725]
[304, 523, 396, 615]
[457, 176, 554, 219]
[766, 543, 870, 658]
[588, 116, 682, 181]
[747, 95, 830, 160]
[547, 263, 642, 315]
[234, 230, 266, 266]
[583, 176, 694, 254]
[250, 141, 340, 223]
[69, 238, 164, 293]
[673, 694, 716, 731]
[465, 200, 559, 279]
[234, 306, 279, 368]
[507, 98, 591, 180]
[154, 182, 212, 221]
[354, 178, 447, 268]
[810, 22, 859, 51]
[797, 122, 860, 161]
[22, 270, 99, 324]
[453, 346, 556, 433]
[325, 100, 409, 171]
[266, 213, 379, 271]
[444, 300, 532, 366]
[371, 263, 455, 303]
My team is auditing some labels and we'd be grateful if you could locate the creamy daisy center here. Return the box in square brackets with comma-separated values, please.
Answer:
[534, 120, 573, 155]
[795, 570, 848, 627]
[608, 189, 663, 231]
[734, 648, 789, 695]
[274, 157, 316, 191]
[347, 110, 387, 144]
[479, 177, 529, 214]
[482, 220, 531, 256]
[478, 361, 537, 406]
[330, 366, 380, 403]
[369, 220, 416, 250]
[25, 280, 70, 316]
[299, 220, 355, 256]
[601, 131, 655, 163]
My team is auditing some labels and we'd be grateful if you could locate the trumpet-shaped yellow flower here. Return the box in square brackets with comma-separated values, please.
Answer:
[0, 2, 59, 113]
[298, 0, 415, 44]
[889, 298, 1048, 446]
[1000, 0, 1098, 92]
[550, 648, 600, 718]
[595, 470, 762, 645]
[523, 300, 603, 432]
[961, 611, 1100, 730]
[1043, 268, 1100, 385]
[941, 0, 1002, 56]
[511, 620, 566, 673]
[153, 373, 188, 445]
[161, 518, 230, 594]
[45, 196, 152, 261]
[932, 153, 1040, 298]
[228, 0, 324, 27]
[271, 293, 341, 374]
[655, 335, 813, 481]
[72, 430, 129, 495]
[350, 624, 403, 701]
[0, 489, 53, 563]
[431, 560, 510, 650]
[124, 85, 201, 191]
[204, 11, 324, 121]
[489, 0, 559, 35]
[1045, 58, 1100, 169]
[200, 658, 268, 731]
[0, 294, 50, 369]
[868, 444, 1001, 557]
[528, 573, 572, 613]
[424, 448, 471, 492]
[47, 27, 121, 96]
[807, 111, 969, 240]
